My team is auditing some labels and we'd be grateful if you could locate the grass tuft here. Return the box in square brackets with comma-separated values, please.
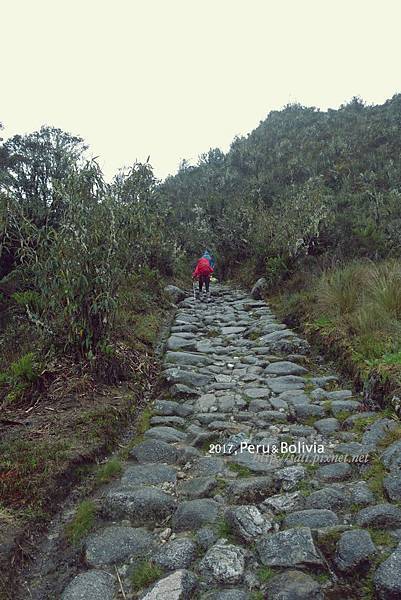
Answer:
[65, 500, 97, 545]
[131, 560, 163, 591]
[95, 458, 123, 485]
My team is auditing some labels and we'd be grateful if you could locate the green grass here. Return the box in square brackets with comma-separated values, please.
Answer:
[216, 517, 233, 539]
[335, 410, 352, 422]
[368, 528, 397, 548]
[228, 463, 252, 477]
[377, 425, 401, 450]
[257, 566, 275, 583]
[65, 500, 97, 545]
[250, 592, 264, 600]
[366, 458, 387, 498]
[95, 458, 123, 485]
[134, 313, 161, 344]
[131, 561, 163, 591]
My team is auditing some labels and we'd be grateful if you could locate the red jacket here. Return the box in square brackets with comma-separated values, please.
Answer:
[192, 257, 214, 278]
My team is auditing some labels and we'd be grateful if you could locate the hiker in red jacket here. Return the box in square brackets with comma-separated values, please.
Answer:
[192, 256, 214, 301]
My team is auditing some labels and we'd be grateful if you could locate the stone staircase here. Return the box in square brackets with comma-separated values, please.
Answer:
[61, 285, 401, 599]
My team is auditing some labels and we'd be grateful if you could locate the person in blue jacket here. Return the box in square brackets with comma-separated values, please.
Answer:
[202, 249, 215, 269]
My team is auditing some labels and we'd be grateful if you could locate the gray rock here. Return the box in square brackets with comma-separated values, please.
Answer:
[269, 397, 288, 410]
[199, 540, 245, 584]
[225, 505, 272, 541]
[192, 457, 226, 476]
[61, 570, 115, 600]
[251, 277, 267, 300]
[265, 361, 307, 376]
[154, 399, 193, 418]
[283, 509, 339, 529]
[221, 326, 246, 335]
[229, 449, 277, 474]
[355, 503, 401, 529]
[140, 569, 197, 600]
[305, 486, 348, 511]
[262, 491, 304, 514]
[167, 336, 197, 351]
[346, 480, 376, 506]
[334, 442, 365, 456]
[172, 499, 220, 531]
[164, 367, 211, 388]
[384, 473, 401, 501]
[170, 383, 201, 398]
[202, 590, 249, 600]
[326, 390, 353, 401]
[144, 426, 187, 443]
[248, 399, 271, 412]
[85, 526, 155, 567]
[153, 538, 197, 570]
[334, 529, 376, 572]
[164, 285, 186, 303]
[121, 464, 177, 487]
[362, 418, 398, 449]
[178, 477, 216, 499]
[314, 418, 339, 434]
[374, 544, 401, 599]
[257, 527, 323, 567]
[104, 487, 176, 524]
[258, 410, 288, 423]
[342, 412, 377, 429]
[267, 376, 305, 394]
[243, 387, 270, 400]
[294, 404, 325, 419]
[131, 439, 179, 464]
[150, 415, 186, 427]
[279, 390, 310, 405]
[275, 466, 306, 491]
[194, 393, 218, 412]
[265, 569, 324, 600]
[330, 400, 360, 416]
[381, 440, 401, 470]
[165, 351, 210, 366]
[227, 476, 276, 504]
[195, 527, 218, 550]
[316, 462, 352, 482]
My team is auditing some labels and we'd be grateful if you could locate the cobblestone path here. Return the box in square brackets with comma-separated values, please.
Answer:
[61, 285, 401, 600]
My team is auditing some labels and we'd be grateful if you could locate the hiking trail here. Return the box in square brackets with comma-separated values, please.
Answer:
[46, 285, 401, 598]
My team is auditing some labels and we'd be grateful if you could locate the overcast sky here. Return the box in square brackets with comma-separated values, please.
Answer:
[2, 0, 401, 180]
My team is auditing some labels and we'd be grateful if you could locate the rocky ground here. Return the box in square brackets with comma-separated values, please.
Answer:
[59, 285, 401, 599]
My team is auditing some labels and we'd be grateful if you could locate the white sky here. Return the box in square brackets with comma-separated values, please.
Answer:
[1, 0, 401, 180]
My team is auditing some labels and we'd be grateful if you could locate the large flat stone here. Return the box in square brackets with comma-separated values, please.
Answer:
[283, 509, 339, 529]
[257, 527, 323, 567]
[61, 571, 115, 600]
[374, 545, 401, 599]
[131, 439, 179, 464]
[265, 361, 307, 376]
[140, 569, 197, 600]
[121, 464, 177, 487]
[355, 503, 401, 529]
[334, 529, 376, 572]
[265, 570, 324, 600]
[144, 426, 187, 443]
[199, 540, 245, 584]
[104, 487, 176, 524]
[172, 499, 220, 531]
[85, 526, 155, 567]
